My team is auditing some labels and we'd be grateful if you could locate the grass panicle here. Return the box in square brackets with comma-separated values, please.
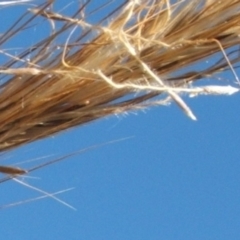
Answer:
[0, 0, 239, 193]
[0, 0, 240, 152]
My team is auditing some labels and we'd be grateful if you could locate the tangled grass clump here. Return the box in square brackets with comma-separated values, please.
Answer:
[0, 0, 240, 207]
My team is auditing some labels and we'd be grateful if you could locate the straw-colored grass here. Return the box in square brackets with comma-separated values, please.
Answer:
[0, 0, 240, 168]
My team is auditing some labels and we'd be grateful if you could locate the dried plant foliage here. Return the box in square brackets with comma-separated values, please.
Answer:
[0, 0, 240, 197]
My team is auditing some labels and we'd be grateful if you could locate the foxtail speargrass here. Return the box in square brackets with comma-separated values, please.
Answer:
[0, 0, 240, 208]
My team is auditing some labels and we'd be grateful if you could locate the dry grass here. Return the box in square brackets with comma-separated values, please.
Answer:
[0, 0, 240, 173]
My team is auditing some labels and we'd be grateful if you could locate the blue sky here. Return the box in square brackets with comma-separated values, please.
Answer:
[1, 1, 240, 240]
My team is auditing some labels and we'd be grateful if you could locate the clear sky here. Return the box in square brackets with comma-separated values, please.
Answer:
[1, 1, 240, 240]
